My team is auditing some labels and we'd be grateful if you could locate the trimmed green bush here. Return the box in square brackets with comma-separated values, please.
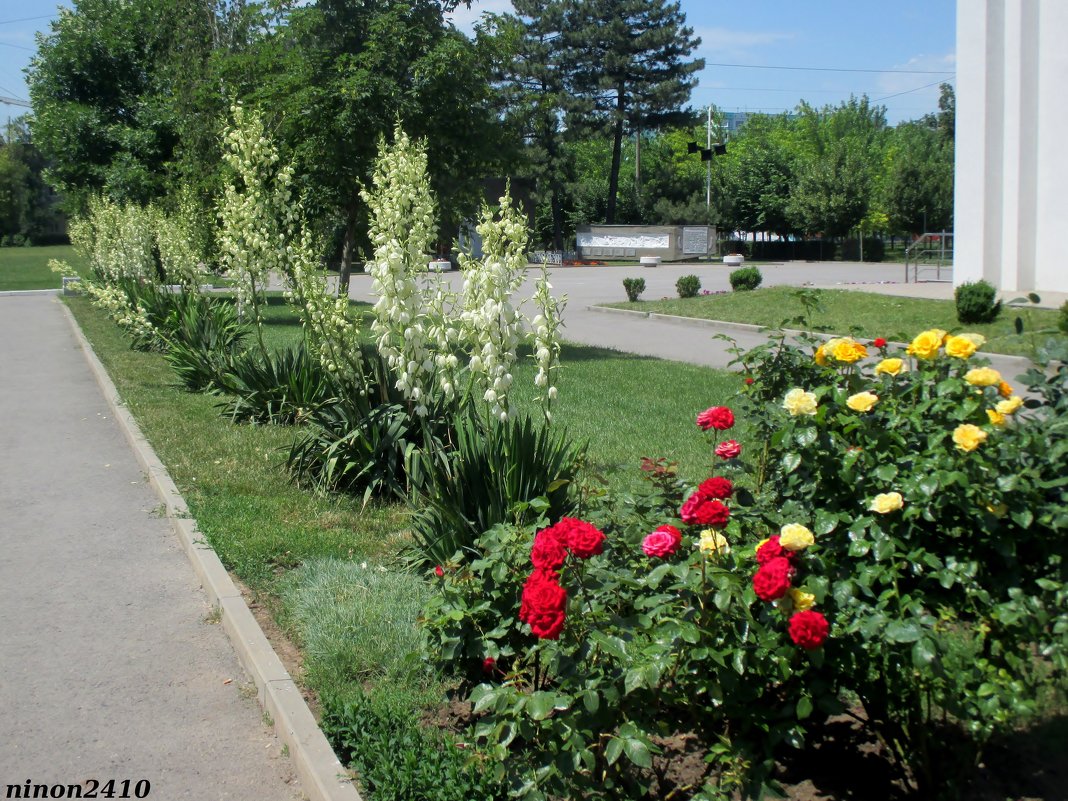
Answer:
[675, 274, 700, 299]
[955, 279, 1002, 324]
[622, 277, 646, 302]
[729, 266, 763, 292]
[1058, 300, 1068, 334]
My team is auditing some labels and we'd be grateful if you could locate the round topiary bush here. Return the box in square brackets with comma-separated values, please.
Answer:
[729, 266, 763, 292]
[676, 274, 701, 299]
[955, 279, 1002, 324]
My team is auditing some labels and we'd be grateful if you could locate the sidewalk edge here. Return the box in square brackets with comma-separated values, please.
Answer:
[57, 298, 364, 801]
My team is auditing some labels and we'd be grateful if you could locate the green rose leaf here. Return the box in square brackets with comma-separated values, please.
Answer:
[527, 691, 558, 721]
[605, 737, 624, 766]
[885, 620, 923, 643]
[796, 695, 814, 720]
[912, 636, 938, 667]
[782, 452, 802, 474]
[623, 738, 653, 769]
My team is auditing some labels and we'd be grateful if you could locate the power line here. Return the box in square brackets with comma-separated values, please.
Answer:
[704, 61, 954, 75]
[0, 14, 56, 26]
[0, 41, 34, 52]
[872, 78, 951, 103]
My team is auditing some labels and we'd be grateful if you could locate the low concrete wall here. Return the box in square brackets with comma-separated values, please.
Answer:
[576, 225, 716, 260]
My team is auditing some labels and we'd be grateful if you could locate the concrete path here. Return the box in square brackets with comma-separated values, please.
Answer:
[342, 260, 1042, 384]
[0, 295, 301, 801]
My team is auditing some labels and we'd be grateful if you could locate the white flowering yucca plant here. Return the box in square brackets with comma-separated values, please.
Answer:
[217, 102, 298, 351]
[361, 125, 443, 418]
[154, 188, 204, 288]
[76, 195, 157, 284]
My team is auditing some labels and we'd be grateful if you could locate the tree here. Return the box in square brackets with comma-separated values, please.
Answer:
[880, 122, 953, 235]
[0, 118, 64, 243]
[722, 114, 796, 240]
[563, 0, 702, 224]
[250, 0, 512, 290]
[495, 0, 573, 250]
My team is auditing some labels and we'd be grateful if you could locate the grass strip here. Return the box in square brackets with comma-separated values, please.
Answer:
[606, 285, 1064, 357]
[0, 244, 90, 290]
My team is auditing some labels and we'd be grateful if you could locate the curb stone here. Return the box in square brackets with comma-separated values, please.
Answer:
[57, 298, 364, 801]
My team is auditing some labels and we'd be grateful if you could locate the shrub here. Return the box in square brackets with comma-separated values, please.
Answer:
[161, 293, 247, 392]
[729, 266, 763, 292]
[955, 279, 1002, 324]
[322, 691, 506, 801]
[218, 342, 333, 424]
[727, 327, 1066, 797]
[675, 274, 701, 299]
[409, 411, 586, 567]
[1059, 300, 1068, 334]
[622, 277, 645, 302]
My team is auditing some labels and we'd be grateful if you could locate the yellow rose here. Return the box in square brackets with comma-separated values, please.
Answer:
[944, 333, 986, 359]
[996, 395, 1023, 415]
[698, 529, 730, 556]
[816, 338, 847, 366]
[964, 367, 1002, 387]
[782, 388, 819, 416]
[788, 587, 816, 612]
[779, 523, 814, 551]
[907, 329, 947, 359]
[869, 491, 904, 514]
[986, 409, 1006, 426]
[846, 391, 879, 412]
[832, 338, 868, 364]
[874, 357, 906, 377]
[952, 423, 988, 452]
[998, 381, 1014, 398]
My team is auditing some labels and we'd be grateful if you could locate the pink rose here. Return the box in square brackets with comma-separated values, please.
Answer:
[715, 440, 742, 459]
[642, 527, 681, 558]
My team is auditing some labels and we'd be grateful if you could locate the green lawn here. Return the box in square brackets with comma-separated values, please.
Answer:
[606, 285, 1065, 357]
[0, 244, 89, 290]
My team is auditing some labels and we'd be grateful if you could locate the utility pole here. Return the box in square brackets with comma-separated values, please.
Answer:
[706, 106, 712, 209]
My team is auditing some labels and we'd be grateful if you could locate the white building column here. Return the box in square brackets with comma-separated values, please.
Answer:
[955, 0, 1068, 294]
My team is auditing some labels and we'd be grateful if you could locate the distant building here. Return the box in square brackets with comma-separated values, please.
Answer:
[954, 0, 1067, 293]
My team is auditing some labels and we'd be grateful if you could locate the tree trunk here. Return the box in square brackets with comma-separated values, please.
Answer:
[606, 88, 626, 224]
[339, 208, 356, 296]
[551, 181, 564, 252]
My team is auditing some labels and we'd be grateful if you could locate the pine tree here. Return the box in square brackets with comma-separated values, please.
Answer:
[562, 0, 702, 224]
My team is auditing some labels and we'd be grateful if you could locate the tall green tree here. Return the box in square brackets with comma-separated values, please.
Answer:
[249, 0, 511, 289]
[880, 122, 953, 235]
[563, 0, 702, 224]
[496, 0, 572, 250]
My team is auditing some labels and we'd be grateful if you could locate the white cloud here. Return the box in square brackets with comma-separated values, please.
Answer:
[873, 51, 956, 112]
[692, 26, 795, 61]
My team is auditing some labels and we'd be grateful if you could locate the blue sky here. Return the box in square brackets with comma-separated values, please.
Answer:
[1, 1, 956, 132]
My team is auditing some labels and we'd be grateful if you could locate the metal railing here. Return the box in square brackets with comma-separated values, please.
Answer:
[904, 232, 954, 282]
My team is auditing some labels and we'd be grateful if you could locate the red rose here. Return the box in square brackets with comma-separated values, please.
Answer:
[434, 565, 445, 578]
[745, 377, 755, 385]
[680, 494, 730, 527]
[755, 535, 789, 565]
[642, 527, 681, 558]
[482, 656, 497, 674]
[697, 406, 735, 431]
[698, 476, 734, 500]
[752, 557, 793, 601]
[519, 569, 567, 639]
[556, 517, 605, 559]
[530, 528, 567, 570]
[789, 610, 829, 649]
[715, 440, 742, 459]
[873, 338, 887, 348]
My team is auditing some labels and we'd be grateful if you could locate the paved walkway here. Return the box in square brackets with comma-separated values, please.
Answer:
[342, 261, 1043, 384]
[0, 295, 300, 800]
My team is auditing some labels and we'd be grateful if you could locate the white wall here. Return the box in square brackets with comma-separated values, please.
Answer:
[955, 0, 1068, 293]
